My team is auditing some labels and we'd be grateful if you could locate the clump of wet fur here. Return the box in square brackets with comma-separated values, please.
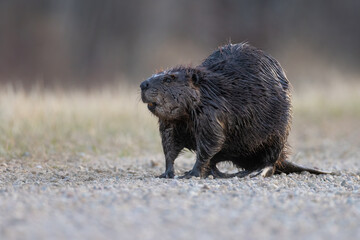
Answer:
[140, 43, 329, 178]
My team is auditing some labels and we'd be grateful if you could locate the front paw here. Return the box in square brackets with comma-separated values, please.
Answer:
[179, 169, 201, 179]
[158, 170, 175, 179]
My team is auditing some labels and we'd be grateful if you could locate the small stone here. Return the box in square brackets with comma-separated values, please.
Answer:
[202, 184, 210, 190]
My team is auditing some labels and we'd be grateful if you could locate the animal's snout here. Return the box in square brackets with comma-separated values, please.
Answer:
[140, 81, 149, 91]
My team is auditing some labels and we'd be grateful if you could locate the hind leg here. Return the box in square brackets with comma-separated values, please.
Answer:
[255, 143, 283, 178]
[240, 141, 283, 178]
[202, 142, 283, 179]
[205, 155, 235, 178]
[246, 166, 275, 178]
[206, 164, 255, 178]
[206, 155, 253, 178]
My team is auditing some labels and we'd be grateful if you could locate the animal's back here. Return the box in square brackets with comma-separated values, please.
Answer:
[199, 44, 292, 157]
[201, 43, 290, 90]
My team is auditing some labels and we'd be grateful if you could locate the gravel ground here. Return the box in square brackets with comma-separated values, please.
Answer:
[0, 145, 359, 240]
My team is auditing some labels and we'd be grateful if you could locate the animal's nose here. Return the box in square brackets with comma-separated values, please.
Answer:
[140, 81, 149, 90]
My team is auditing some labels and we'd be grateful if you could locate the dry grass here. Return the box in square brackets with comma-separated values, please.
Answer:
[293, 81, 360, 119]
[0, 85, 161, 163]
[0, 82, 359, 165]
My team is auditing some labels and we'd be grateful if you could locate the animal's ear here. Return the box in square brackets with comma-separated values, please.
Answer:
[191, 73, 200, 85]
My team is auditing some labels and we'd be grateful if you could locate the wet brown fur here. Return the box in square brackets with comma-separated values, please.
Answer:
[140, 43, 329, 178]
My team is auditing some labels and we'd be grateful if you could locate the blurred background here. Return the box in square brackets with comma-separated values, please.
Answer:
[0, 0, 359, 90]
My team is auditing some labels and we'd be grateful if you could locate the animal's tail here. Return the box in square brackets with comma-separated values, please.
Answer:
[274, 160, 331, 175]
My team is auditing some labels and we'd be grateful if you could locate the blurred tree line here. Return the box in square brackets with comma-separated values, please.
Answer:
[0, 0, 359, 88]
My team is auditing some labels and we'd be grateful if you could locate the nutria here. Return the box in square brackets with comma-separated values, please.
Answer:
[140, 43, 329, 178]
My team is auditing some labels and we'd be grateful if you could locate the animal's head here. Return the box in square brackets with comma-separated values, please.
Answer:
[140, 68, 201, 120]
